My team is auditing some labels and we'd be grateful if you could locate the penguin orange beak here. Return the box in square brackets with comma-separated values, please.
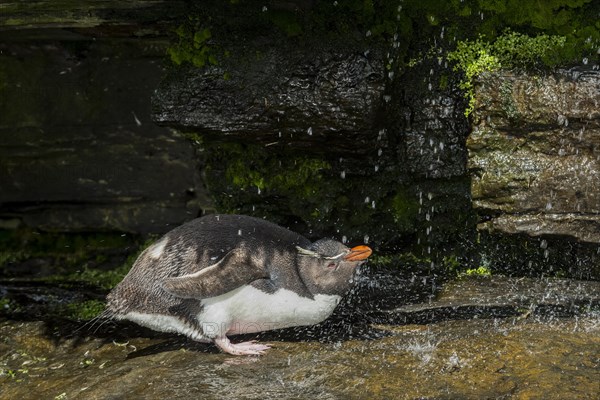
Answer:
[344, 245, 372, 261]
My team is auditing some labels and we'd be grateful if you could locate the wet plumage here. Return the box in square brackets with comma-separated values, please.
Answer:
[107, 214, 372, 355]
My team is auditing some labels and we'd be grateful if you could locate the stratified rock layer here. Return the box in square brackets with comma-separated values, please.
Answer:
[0, 38, 211, 233]
[468, 68, 600, 243]
[153, 40, 386, 157]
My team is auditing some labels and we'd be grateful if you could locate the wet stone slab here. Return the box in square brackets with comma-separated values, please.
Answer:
[1, 275, 599, 399]
[0, 315, 599, 399]
[376, 276, 600, 324]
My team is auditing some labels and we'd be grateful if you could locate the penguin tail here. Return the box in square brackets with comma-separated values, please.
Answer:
[105, 286, 131, 317]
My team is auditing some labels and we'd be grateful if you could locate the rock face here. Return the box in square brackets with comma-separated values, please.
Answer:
[0, 34, 211, 233]
[2, 2, 598, 278]
[152, 30, 473, 251]
[153, 42, 386, 156]
[469, 68, 600, 244]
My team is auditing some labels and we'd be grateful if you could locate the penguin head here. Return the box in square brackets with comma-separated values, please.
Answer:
[295, 238, 372, 296]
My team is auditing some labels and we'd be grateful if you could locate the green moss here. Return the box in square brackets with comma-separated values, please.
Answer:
[167, 19, 218, 68]
[0, 229, 133, 272]
[499, 80, 520, 120]
[447, 30, 570, 117]
[0, 231, 156, 321]
[438, 74, 449, 90]
[391, 190, 420, 231]
[205, 140, 331, 205]
[64, 300, 106, 321]
[464, 265, 492, 277]
[0, 297, 10, 310]
[267, 10, 303, 37]
[174, 0, 598, 82]
[0, 229, 154, 296]
[44, 237, 154, 290]
[442, 255, 461, 275]
[368, 252, 435, 274]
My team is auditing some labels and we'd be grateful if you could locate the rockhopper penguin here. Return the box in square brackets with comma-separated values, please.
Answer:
[107, 214, 372, 355]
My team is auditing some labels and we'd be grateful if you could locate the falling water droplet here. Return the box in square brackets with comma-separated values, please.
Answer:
[540, 239, 548, 249]
[374, 165, 379, 172]
[364, 196, 370, 203]
[545, 202, 552, 210]
[238, 229, 242, 236]
[307, 127, 313, 135]
[371, 200, 376, 209]
[378, 148, 383, 156]
[342, 235, 348, 244]
[363, 235, 369, 244]
[257, 186, 261, 195]
[340, 170, 346, 179]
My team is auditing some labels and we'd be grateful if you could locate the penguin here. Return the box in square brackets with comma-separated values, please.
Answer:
[106, 214, 372, 355]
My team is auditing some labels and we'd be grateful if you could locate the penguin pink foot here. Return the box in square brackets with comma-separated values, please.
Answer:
[214, 337, 271, 356]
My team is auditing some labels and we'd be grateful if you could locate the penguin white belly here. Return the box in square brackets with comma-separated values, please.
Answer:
[198, 285, 342, 336]
[118, 311, 211, 342]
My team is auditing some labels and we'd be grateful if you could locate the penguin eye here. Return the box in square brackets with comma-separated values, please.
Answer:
[327, 262, 337, 269]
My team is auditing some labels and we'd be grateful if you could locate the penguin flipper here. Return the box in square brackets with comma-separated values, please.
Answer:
[161, 249, 268, 299]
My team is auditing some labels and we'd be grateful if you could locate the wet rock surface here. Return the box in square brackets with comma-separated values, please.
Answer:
[153, 42, 386, 157]
[379, 276, 600, 324]
[1, 295, 598, 399]
[469, 68, 600, 244]
[0, 1, 186, 32]
[0, 36, 211, 233]
[2, 271, 599, 399]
